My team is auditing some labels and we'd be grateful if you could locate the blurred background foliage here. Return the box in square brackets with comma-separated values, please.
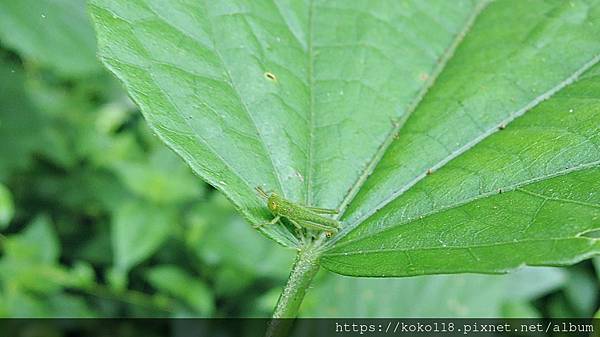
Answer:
[0, 0, 598, 319]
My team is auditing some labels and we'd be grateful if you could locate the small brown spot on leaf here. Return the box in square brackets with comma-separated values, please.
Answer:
[419, 73, 429, 81]
[264, 72, 277, 81]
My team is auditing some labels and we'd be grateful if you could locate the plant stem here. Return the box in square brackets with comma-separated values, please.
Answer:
[266, 244, 321, 337]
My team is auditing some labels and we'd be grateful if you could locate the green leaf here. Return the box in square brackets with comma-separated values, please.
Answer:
[90, 0, 600, 277]
[299, 267, 564, 317]
[0, 216, 77, 296]
[111, 199, 174, 274]
[111, 147, 204, 204]
[145, 264, 214, 316]
[3, 215, 59, 265]
[0, 290, 93, 317]
[89, 0, 489, 247]
[0, 0, 100, 77]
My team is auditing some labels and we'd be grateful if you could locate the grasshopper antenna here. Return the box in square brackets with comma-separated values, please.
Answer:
[255, 186, 269, 199]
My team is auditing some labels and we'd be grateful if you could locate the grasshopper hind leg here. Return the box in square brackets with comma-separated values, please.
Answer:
[305, 206, 339, 215]
[253, 215, 280, 229]
[288, 218, 307, 237]
[297, 219, 338, 235]
[288, 218, 303, 230]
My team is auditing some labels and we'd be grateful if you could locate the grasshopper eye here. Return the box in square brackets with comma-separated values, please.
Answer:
[268, 200, 277, 211]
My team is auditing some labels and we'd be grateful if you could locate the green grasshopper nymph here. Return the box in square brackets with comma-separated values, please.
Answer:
[254, 186, 341, 237]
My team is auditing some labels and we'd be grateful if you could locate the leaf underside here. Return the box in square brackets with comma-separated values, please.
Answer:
[90, 0, 600, 277]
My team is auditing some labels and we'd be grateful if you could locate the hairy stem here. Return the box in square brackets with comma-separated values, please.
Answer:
[266, 243, 321, 337]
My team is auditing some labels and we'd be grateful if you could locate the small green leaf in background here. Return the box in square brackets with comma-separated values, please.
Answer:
[111, 147, 204, 205]
[94, 102, 132, 134]
[0, 183, 14, 229]
[145, 265, 214, 316]
[0, 0, 100, 77]
[0, 216, 95, 317]
[111, 200, 175, 282]
[4, 215, 59, 265]
[90, 0, 600, 277]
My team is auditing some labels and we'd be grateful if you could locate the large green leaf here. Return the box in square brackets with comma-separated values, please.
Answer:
[90, 0, 600, 277]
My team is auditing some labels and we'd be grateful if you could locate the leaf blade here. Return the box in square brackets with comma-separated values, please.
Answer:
[90, 0, 486, 246]
[321, 0, 600, 276]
